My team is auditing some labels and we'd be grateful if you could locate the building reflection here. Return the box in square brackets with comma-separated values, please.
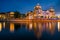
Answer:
[48, 22, 56, 35]
[10, 23, 14, 32]
[26, 22, 56, 38]
[0, 21, 58, 38]
[0, 22, 2, 32]
[45, 22, 49, 31]
[29, 22, 33, 30]
[34, 22, 37, 30]
[34, 22, 43, 38]
[58, 22, 60, 32]
[3, 22, 5, 29]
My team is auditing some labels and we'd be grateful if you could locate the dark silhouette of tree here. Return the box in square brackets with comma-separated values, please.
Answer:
[14, 11, 26, 19]
[14, 11, 21, 18]
[20, 14, 26, 18]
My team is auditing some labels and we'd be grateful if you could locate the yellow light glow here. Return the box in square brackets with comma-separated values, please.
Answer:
[0, 23, 2, 32]
[0, 15, 2, 18]
[34, 22, 37, 29]
[49, 22, 52, 30]
[10, 23, 14, 32]
[10, 12, 14, 14]
[3, 22, 5, 29]
[29, 23, 33, 30]
[58, 22, 60, 32]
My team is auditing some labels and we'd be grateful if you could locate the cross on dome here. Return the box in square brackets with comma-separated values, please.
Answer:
[37, 3, 40, 6]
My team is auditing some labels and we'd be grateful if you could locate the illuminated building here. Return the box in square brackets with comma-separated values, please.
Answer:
[27, 11, 33, 19]
[0, 12, 15, 20]
[7, 12, 15, 19]
[49, 7, 55, 18]
[0, 13, 6, 20]
[26, 3, 56, 19]
[33, 3, 43, 19]
[9, 12, 15, 19]
[58, 16, 60, 19]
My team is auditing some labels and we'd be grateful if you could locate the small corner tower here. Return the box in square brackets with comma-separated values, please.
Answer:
[49, 7, 55, 18]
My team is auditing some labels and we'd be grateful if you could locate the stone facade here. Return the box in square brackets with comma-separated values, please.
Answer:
[26, 3, 56, 19]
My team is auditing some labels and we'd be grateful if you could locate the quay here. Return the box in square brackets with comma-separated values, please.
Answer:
[8, 19, 60, 23]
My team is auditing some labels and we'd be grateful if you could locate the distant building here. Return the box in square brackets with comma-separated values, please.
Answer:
[7, 12, 15, 19]
[58, 16, 60, 19]
[0, 12, 15, 20]
[26, 3, 56, 19]
[0, 13, 6, 20]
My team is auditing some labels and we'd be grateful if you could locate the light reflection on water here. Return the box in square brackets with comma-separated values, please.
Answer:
[58, 22, 60, 32]
[10, 23, 14, 32]
[0, 22, 2, 32]
[0, 21, 60, 39]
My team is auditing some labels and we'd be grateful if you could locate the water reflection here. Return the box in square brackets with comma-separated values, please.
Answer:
[58, 22, 60, 32]
[25, 22, 56, 38]
[0, 21, 59, 38]
[34, 22, 43, 38]
[29, 23, 33, 30]
[10, 23, 14, 32]
[48, 22, 56, 35]
[3, 22, 5, 29]
[0, 22, 2, 32]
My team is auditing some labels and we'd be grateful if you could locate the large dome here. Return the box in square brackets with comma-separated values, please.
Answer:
[34, 3, 41, 10]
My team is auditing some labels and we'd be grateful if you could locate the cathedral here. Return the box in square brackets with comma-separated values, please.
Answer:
[26, 3, 56, 19]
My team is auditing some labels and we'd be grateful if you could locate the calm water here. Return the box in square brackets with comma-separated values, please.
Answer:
[0, 21, 60, 40]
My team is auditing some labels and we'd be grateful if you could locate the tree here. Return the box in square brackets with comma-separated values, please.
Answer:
[14, 11, 21, 18]
[20, 14, 26, 18]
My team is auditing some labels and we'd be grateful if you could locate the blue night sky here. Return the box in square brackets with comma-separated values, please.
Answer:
[0, 0, 60, 14]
